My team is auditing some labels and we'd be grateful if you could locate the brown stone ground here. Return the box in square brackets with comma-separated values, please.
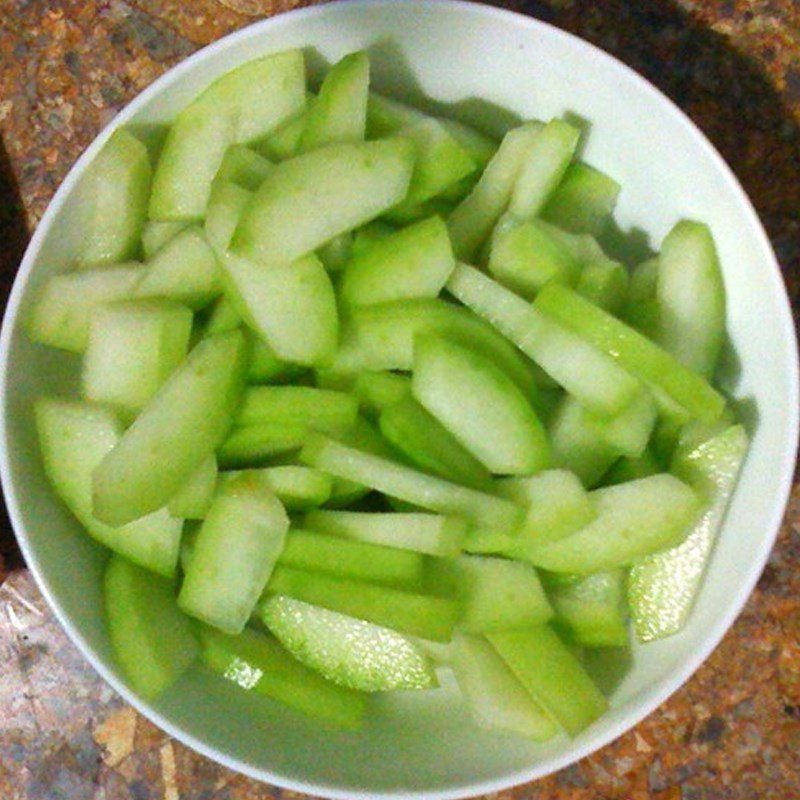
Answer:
[1, 1, 798, 797]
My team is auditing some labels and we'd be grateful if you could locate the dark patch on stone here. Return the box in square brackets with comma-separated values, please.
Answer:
[112, 7, 194, 63]
[683, 785, 726, 800]
[758, 563, 778, 592]
[110, 26, 128, 48]
[555, 762, 589, 788]
[696, 715, 727, 743]
[26, 744, 97, 800]
[648, 757, 667, 793]
[64, 50, 80, 76]
[9, 741, 27, 762]
[100, 84, 125, 106]
[524, 1, 557, 22]
[24, 77, 38, 102]
[784, 704, 799, 718]
[46, 108, 72, 137]
[18, 641, 49, 675]
[786, 67, 800, 103]
[130, 779, 151, 800]
[188, 790, 217, 800]
[650, 757, 703, 792]
[671, 761, 703, 784]
[779, 118, 798, 142]
[786, 529, 800, 561]
[732, 697, 756, 719]
[69, 726, 102, 779]
[769, 221, 800, 278]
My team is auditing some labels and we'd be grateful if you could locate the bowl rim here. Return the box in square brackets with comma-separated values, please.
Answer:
[1, 1, 798, 798]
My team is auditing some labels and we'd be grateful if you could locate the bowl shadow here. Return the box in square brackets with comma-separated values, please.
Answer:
[0, 136, 28, 572]
[493, 0, 800, 326]
[361, 0, 800, 277]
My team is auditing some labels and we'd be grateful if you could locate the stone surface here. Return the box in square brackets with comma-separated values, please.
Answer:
[1, 0, 799, 797]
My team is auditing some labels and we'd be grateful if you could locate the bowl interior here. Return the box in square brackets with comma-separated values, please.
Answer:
[2, 2, 797, 798]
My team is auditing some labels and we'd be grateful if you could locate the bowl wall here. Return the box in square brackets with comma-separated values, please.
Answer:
[1, 2, 797, 798]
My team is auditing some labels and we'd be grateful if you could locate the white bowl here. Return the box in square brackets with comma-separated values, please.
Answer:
[1, 1, 797, 797]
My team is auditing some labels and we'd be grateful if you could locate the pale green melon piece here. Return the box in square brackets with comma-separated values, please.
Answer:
[262, 595, 437, 691]
[36, 398, 182, 577]
[105, 556, 198, 699]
